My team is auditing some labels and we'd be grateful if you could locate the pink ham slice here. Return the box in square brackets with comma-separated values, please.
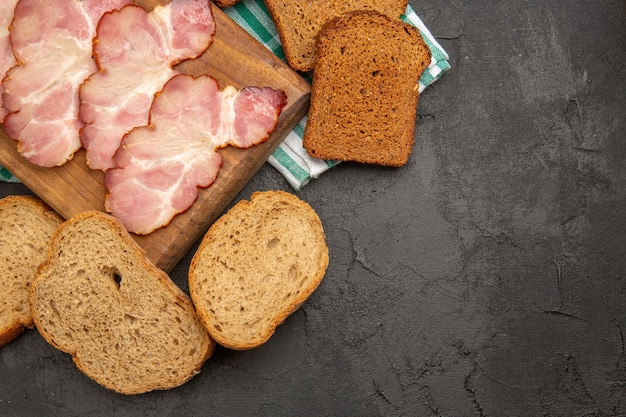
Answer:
[79, 0, 215, 171]
[0, 0, 19, 122]
[1, 0, 131, 167]
[104, 74, 287, 235]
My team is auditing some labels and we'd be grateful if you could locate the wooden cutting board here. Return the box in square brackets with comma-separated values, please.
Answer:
[0, 1, 310, 273]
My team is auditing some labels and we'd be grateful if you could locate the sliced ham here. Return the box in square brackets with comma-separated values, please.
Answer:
[104, 74, 287, 235]
[79, 0, 215, 171]
[0, 0, 19, 122]
[1, 0, 131, 167]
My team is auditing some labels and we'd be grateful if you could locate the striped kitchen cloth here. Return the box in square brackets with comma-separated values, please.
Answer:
[224, 1, 450, 189]
[0, 1, 450, 188]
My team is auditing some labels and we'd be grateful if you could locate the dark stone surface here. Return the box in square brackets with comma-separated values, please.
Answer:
[1, 1, 625, 416]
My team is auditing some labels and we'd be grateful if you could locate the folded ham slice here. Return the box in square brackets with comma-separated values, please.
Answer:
[104, 74, 287, 235]
[0, 0, 19, 122]
[80, 0, 215, 171]
[1, 0, 131, 167]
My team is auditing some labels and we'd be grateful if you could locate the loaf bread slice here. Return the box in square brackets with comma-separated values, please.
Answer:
[188, 190, 328, 350]
[263, 0, 408, 72]
[0, 196, 63, 347]
[29, 211, 214, 395]
[302, 10, 431, 166]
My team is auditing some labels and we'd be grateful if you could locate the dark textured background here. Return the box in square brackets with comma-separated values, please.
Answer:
[1, 1, 625, 416]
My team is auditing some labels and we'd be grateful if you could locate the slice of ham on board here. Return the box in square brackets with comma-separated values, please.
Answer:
[1, 0, 131, 167]
[104, 74, 287, 235]
[0, 0, 19, 122]
[79, 0, 215, 172]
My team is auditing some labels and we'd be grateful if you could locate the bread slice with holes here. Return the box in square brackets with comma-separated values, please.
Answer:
[188, 190, 329, 350]
[0, 196, 63, 347]
[302, 10, 431, 166]
[263, 0, 408, 72]
[29, 211, 214, 394]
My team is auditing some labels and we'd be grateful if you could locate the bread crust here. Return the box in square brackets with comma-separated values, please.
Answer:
[213, 0, 241, 7]
[30, 211, 214, 394]
[0, 322, 26, 347]
[263, 0, 409, 72]
[189, 190, 329, 350]
[302, 10, 431, 166]
[0, 195, 63, 347]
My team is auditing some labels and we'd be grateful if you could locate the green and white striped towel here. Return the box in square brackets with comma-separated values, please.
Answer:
[0, 1, 450, 189]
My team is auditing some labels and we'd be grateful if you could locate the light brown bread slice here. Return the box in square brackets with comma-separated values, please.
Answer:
[30, 211, 214, 395]
[302, 10, 432, 166]
[263, 0, 408, 72]
[0, 196, 63, 347]
[188, 190, 329, 350]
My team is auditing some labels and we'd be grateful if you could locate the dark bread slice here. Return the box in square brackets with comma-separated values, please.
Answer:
[302, 10, 431, 166]
[30, 211, 214, 394]
[0, 196, 63, 346]
[263, 0, 408, 72]
[188, 190, 328, 350]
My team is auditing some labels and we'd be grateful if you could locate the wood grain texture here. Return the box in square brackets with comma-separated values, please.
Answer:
[0, 1, 310, 273]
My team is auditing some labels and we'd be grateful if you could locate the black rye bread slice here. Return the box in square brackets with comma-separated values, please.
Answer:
[263, 0, 408, 72]
[302, 10, 431, 166]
